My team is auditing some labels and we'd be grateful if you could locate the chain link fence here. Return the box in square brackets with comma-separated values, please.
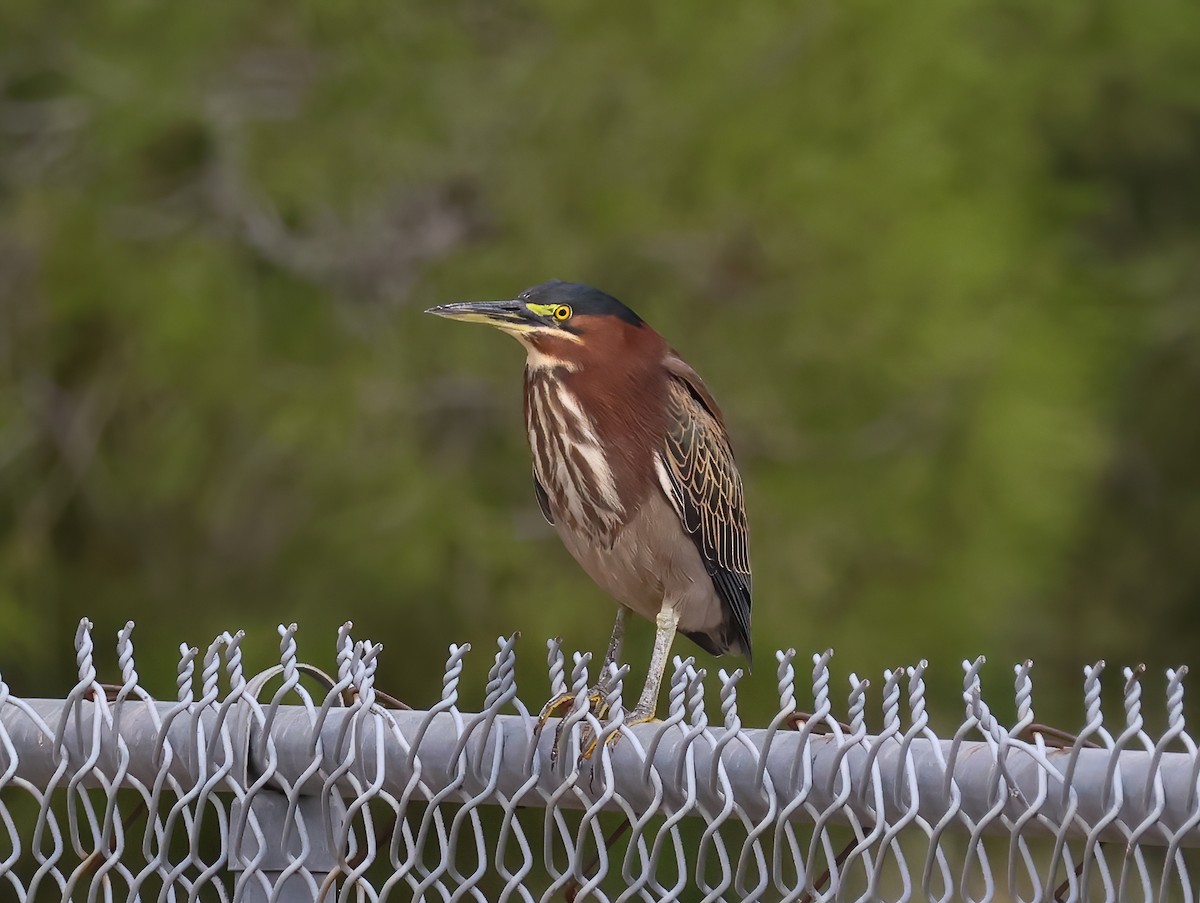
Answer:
[0, 619, 1197, 901]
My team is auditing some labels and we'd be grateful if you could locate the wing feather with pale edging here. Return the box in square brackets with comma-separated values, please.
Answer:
[657, 353, 753, 661]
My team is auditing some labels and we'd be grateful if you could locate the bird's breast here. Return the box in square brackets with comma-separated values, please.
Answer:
[525, 372, 626, 546]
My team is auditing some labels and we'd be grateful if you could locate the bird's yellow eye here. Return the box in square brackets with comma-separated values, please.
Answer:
[553, 305, 572, 322]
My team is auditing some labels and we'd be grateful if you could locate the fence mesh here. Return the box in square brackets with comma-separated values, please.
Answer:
[0, 619, 1198, 902]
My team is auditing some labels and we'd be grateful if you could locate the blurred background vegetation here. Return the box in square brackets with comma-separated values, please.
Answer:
[2, 0, 1199, 729]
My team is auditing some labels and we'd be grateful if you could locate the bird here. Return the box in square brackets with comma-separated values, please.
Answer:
[425, 281, 751, 731]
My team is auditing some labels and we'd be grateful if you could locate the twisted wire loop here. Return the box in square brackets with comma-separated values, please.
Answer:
[2, 624, 1200, 901]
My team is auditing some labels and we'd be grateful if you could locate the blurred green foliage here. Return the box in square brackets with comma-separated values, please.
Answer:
[2, 1, 1199, 728]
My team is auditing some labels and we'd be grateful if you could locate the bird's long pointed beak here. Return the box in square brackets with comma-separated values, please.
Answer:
[424, 300, 541, 333]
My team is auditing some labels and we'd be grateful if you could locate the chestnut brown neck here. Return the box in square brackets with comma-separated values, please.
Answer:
[523, 318, 669, 510]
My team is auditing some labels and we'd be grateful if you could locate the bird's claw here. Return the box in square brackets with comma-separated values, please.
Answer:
[576, 725, 602, 764]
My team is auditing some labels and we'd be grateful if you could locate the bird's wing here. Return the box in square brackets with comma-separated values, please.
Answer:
[533, 473, 555, 525]
[658, 353, 753, 659]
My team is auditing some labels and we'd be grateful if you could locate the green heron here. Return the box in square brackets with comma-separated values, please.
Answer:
[426, 281, 751, 729]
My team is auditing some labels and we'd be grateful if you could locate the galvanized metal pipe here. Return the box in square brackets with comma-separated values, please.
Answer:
[3, 699, 1197, 848]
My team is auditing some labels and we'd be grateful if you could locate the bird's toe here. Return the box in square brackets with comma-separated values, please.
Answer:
[535, 692, 577, 731]
[622, 705, 660, 728]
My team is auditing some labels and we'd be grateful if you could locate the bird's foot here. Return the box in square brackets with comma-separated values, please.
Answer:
[535, 689, 611, 730]
[576, 705, 660, 762]
[536, 689, 612, 766]
[622, 702, 660, 728]
[535, 692, 578, 731]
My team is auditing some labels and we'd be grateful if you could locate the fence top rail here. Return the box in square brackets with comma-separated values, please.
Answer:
[0, 619, 1197, 903]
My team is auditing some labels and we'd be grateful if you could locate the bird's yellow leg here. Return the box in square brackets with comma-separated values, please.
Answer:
[627, 603, 678, 726]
